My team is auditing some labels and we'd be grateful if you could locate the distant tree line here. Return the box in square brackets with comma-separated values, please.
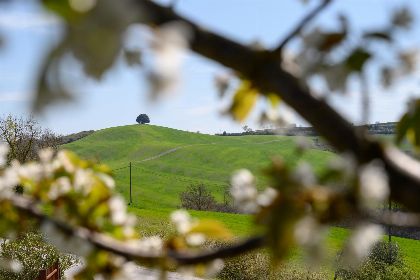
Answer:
[0, 115, 61, 163]
[217, 122, 397, 137]
[60, 130, 95, 145]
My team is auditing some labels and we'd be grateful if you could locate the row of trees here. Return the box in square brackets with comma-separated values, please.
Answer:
[0, 115, 61, 164]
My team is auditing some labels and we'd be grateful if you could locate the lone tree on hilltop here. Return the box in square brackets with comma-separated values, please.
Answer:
[136, 114, 150, 124]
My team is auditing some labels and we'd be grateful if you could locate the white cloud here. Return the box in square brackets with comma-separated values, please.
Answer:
[0, 11, 61, 29]
[0, 91, 31, 102]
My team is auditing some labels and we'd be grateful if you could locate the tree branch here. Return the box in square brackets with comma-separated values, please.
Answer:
[274, 0, 333, 56]
[10, 195, 264, 265]
[168, 236, 265, 265]
[135, 0, 420, 211]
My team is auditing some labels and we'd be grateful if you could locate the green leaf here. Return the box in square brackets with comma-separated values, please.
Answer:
[267, 93, 281, 108]
[228, 80, 259, 122]
[42, 0, 82, 21]
[396, 99, 420, 150]
[345, 48, 371, 72]
[189, 219, 232, 240]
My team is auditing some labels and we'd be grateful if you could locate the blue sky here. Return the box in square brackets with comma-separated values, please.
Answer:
[0, 0, 420, 135]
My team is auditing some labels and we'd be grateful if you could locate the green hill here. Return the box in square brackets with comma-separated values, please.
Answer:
[65, 124, 332, 210]
[65, 125, 420, 273]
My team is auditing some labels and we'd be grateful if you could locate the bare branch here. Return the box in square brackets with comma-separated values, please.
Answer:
[274, 0, 333, 56]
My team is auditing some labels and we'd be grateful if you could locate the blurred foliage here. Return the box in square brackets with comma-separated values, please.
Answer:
[396, 99, 420, 150]
[0, 232, 78, 280]
[0, 0, 419, 278]
[335, 241, 418, 280]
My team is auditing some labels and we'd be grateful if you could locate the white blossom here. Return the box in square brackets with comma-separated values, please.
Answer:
[359, 161, 389, 207]
[170, 209, 193, 234]
[294, 216, 326, 247]
[204, 259, 225, 278]
[57, 151, 76, 173]
[294, 216, 327, 266]
[128, 236, 163, 255]
[0, 164, 19, 198]
[110, 261, 139, 280]
[38, 148, 54, 163]
[74, 168, 94, 193]
[18, 162, 44, 182]
[48, 177, 72, 200]
[230, 169, 258, 213]
[149, 21, 191, 97]
[281, 51, 300, 76]
[69, 0, 97, 13]
[256, 187, 278, 207]
[109, 196, 128, 225]
[342, 223, 383, 268]
[123, 226, 135, 237]
[292, 162, 316, 188]
[0, 143, 9, 167]
[186, 233, 206, 247]
[178, 266, 196, 278]
[98, 173, 115, 189]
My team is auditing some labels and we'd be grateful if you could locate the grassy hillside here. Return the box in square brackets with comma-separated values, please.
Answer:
[65, 124, 332, 209]
[65, 125, 420, 274]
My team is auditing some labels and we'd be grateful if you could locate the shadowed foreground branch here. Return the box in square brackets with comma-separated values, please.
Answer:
[10, 195, 265, 265]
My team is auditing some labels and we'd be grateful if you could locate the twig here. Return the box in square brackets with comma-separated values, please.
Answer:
[274, 0, 333, 56]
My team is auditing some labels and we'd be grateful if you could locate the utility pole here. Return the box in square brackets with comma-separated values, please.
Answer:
[388, 197, 392, 264]
[388, 197, 392, 243]
[129, 162, 132, 205]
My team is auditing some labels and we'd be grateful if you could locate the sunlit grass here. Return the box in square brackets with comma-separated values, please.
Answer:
[66, 124, 420, 273]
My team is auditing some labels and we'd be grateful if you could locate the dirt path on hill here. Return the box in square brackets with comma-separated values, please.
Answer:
[136, 139, 284, 163]
[136, 143, 216, 163]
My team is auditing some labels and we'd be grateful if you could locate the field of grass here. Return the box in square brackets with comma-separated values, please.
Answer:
[65, 124, 420, 274]
[65, 125, 332, 209]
